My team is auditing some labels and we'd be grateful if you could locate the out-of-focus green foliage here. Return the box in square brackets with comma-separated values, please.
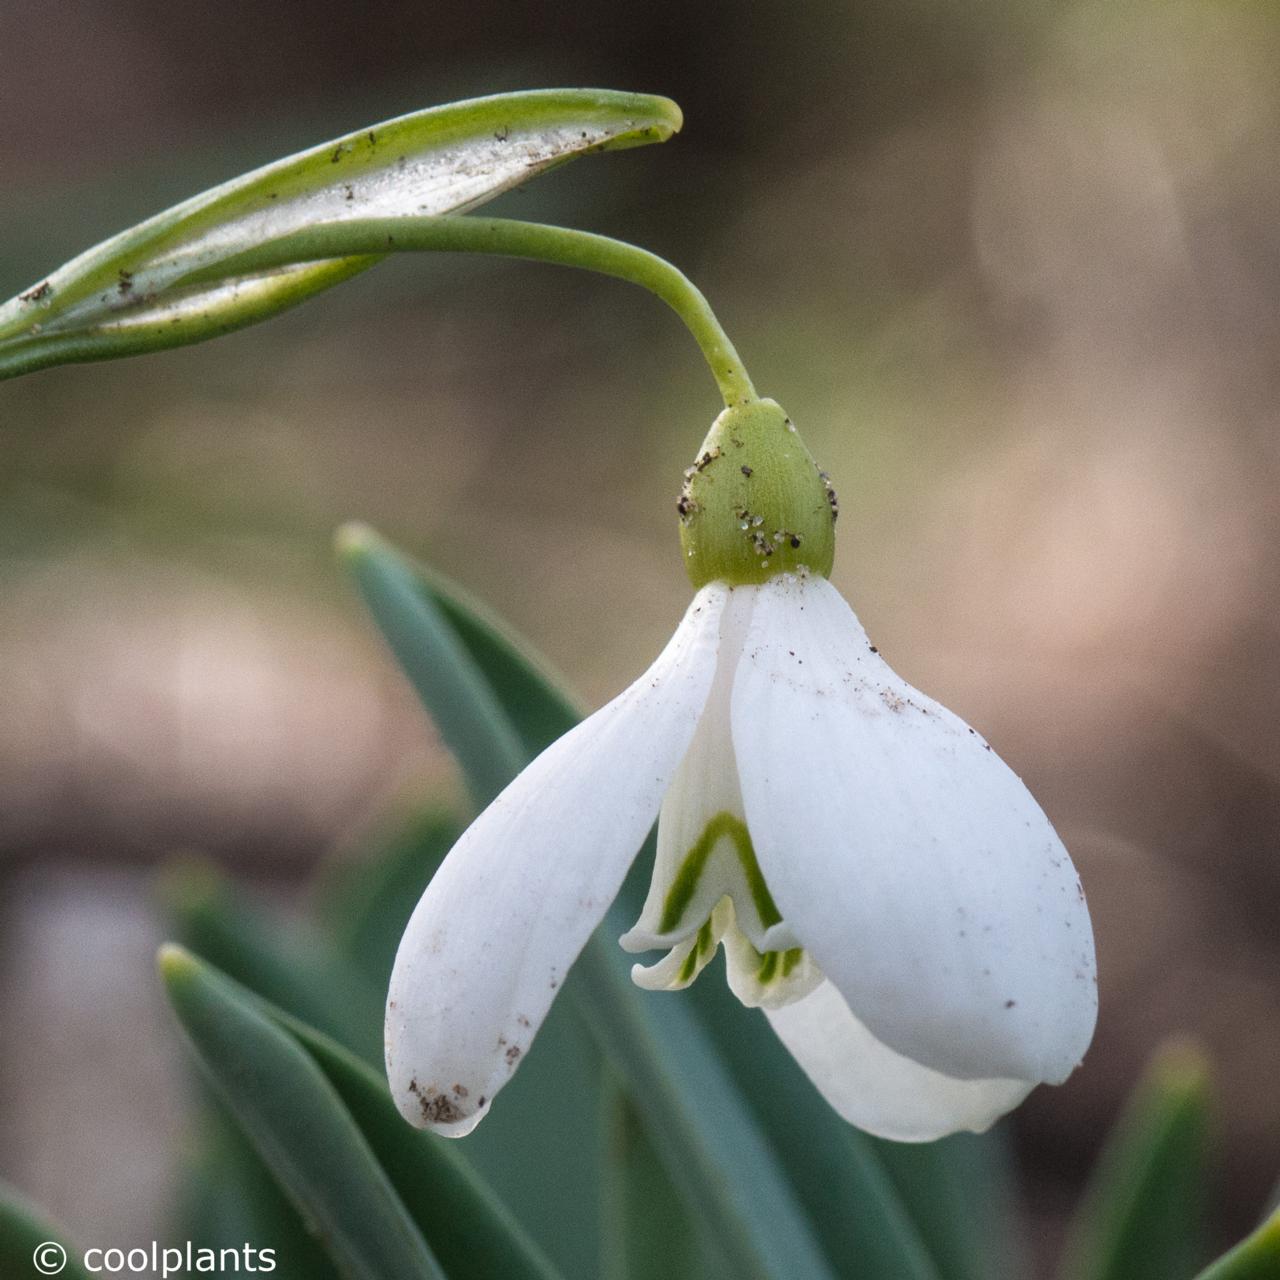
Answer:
[680, 959, 943, 1280]
[0, 1183, 93, 1280]
[160, 944, 445, 1280]
[165, 843, 605, 1278]
[163, 855, 381, 1062]
[270, 996, 564, 1280]
[337, 523, 528, 806]
[600, 1078, 717, 1280]
[869, 1132, 1031, 1280]
[1191, 1207, 1280, 1280]
[1059, 1041, 1212, 1280]
[175, 1104, 343, 1279]
[313, 804, 463, 990]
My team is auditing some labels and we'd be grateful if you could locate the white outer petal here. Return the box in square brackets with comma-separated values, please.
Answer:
[732, 574, 1096, 1084]
[386, 583, 727, 1135]
[767, 981, 1032, 1141]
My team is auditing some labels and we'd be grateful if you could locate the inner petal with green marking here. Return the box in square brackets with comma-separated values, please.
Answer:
[620, 581, 821, 1010]
[621, 808, 822, 1011]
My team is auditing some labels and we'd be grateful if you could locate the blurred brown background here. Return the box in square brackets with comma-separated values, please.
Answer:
[2, 0, 1279, 1273]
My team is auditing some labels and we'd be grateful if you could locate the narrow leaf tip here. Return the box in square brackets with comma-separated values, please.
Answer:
[157, 941, 198, 984]
[1149, 1036, 1212, 1102]
[334, 520, 382, 564]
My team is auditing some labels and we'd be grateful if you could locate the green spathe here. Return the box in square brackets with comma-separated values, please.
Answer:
[679, 399, 836, 588]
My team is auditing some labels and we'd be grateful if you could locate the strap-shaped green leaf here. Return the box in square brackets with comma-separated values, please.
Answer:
[164, 937, 564, 1280]
[1191, 1207, 1280, 1280]
[167, 845, 606, 1278]
[417, 557, 579, 757]
[176, 1105, 343, 1280]
[0, 89, 680, 378]
[406, 979, 610, 1278]
[159, 944, 444, 1280]
[600, 1074, 723, 1280]
[163, 855, 382, 1064]
[869, 1131, 1031, 1280]
[1058, 1041, 1211, 1280]
[270, 1003, 564, 1280]
[679, 958, 942, 1280]
[313, 803, 463, 989]
[0, 1182, 92, 1280]
[338, 524, 528, 807]
[571, 931, 838, 1280]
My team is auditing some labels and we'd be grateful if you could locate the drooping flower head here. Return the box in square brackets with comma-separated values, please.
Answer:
[385, 398, 1096, 1141]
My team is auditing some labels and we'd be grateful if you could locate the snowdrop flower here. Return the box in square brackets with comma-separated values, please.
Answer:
[386, 398, 1096, 1142]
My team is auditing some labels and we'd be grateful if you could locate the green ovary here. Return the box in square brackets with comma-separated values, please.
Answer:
[678, 399, 837, 589]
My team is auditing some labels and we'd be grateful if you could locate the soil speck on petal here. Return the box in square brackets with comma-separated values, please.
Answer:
[408, 1078, 465, 1125]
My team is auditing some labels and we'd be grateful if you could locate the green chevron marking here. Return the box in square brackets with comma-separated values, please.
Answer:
[658, 811, 782, 935]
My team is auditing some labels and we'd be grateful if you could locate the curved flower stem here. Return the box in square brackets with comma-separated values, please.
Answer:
[188, 217, 759, 406]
